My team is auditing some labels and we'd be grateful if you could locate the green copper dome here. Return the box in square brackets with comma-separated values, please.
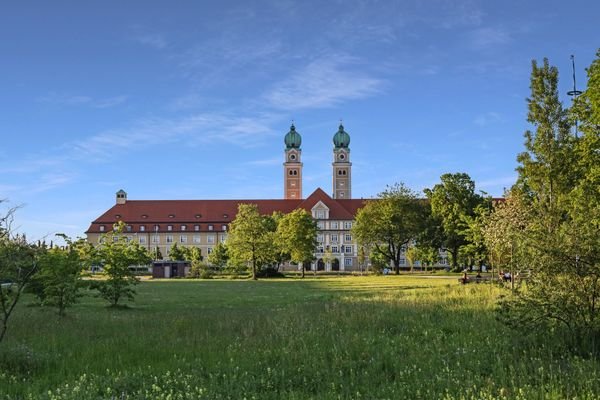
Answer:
[333, 124, 350, 148]
[284, 124, 302, 149]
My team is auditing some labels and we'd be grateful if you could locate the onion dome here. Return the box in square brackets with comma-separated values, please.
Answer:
[333, 124, 350, 148]
[284, 124, 302, 149]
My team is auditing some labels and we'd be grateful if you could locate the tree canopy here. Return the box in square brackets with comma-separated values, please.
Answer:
[352, 183, 426, 274]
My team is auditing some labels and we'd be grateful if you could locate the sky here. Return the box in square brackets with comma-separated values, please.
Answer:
[1, 0, 599, 242]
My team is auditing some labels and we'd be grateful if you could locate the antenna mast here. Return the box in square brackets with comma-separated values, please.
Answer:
[566, 54, 583, 137]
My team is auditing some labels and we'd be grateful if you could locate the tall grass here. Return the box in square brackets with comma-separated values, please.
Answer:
[1, 276, 599, 399]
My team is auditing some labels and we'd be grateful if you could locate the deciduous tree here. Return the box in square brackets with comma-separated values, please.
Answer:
[424, 173, 483, 270]
[0, 204, 38, 344]
[227, 204, 277, 280]
[90, 221, 152, 307]
[276, 209, 317, 278]
[353, 183, 426, 274]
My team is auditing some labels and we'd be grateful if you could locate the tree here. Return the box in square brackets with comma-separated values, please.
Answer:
[352, 183, 426, 274]
[0, 204, 39, 344]
[168, 242, 187, 261]
[207, 243, 228, 269]
[424, 173, 484, 270]
[405, 246, 418, 271]
[227, 204, 277, 280]
[495, 53, 600, 351]
[90, 221, 152, 307]
[34, 235, 85, 316]
[276, 209, 317, 278]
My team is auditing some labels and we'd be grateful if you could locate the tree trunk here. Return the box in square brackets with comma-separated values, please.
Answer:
[394, 260, 400, 275]
[301, 263, 305, 278]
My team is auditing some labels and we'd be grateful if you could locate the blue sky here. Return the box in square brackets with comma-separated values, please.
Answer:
[1, 0, 598, 241]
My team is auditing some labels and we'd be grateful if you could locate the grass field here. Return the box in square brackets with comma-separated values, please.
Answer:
[1, 276, 600, 399]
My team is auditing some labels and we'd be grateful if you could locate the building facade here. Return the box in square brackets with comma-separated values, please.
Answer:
[86, 124, 448, 273]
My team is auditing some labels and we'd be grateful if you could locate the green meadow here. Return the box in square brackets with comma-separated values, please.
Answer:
[2, 276, 600, 399]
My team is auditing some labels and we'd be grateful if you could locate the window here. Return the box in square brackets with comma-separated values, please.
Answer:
[317, 221, 324, 229]
[317, 246, 324, 253]
[166, 235, 173, 243]
[208, 225, 214, 231]
[332, 246, 339, 253]
[331, 222, 338, 229]
[222, 225, 227, 231]
[317, 234, 324, 243]
[152, 235, 160, 244]
[339, 192, 345, 198]
[181, 225, 187, 231]
[220, 234, 227, 243]
[99, 225, 105, 232]
[344, 222, 352, 229]
[316, 210, 325, 219]
[399, 258, 406, 265]
[331, 234, 338, 243]
[126, 225, 132, 232]
[140, 225, 146, 232]
[180, 235, 187, 243]
[207, 235, 215, 244]
[139, 236, 146, 244]
[193, 235, 201, 244]
[154, 224, 160, 231]
[126, 236, 133, 242]
[207, 247, 213, 254]
[167, 225, 173, 231]
[98, 237, 104, 244]
[345, 234, 352, 242]
[345, 258, 353, 267]
[345, 245, 353, 254]
[194, 225, 200, 231]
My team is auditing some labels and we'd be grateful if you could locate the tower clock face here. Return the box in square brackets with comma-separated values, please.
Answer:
[338, 153, 345, 161]
[290, 154, 296, 161]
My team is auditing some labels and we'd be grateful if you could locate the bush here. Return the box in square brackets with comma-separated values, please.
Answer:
[255, 267, 285, 278]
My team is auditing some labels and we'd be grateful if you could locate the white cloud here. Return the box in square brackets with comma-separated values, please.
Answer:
[473, 112, 503, 127]
[264, 56, 384, 110]
[468, 27, 511, 49]
[37, 93, 127, 109]
[133, 33, 168, 49]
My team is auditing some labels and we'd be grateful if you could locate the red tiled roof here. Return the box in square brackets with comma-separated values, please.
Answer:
[86, 188, 366, 234]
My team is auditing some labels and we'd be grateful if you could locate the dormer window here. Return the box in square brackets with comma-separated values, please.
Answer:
[195, 214, 202, 219]
[181, 225, 187, 231]
[222, 225, 227, 231]
[126, 225, 132, 232]
[167, 225, 173, 231]
[208, 225, 214, 231]
[153, 224, 160, 231]
[316, 210, 325, 219]
[140, 225, 146, 232]
[194, 225, 200, 231]
[115, 214, 121, 219]
[99, 225, 105, 232]
[168, 214, 175, 218]
[141, 214, 148, 219]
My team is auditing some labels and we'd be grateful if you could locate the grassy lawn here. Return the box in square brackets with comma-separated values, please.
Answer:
[1, 276, 599, 399]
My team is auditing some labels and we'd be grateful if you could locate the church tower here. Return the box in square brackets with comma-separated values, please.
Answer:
[283, 124, 303, 199]
[332, 123, 351, 199]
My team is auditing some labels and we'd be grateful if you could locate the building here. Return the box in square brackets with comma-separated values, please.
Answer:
[87, 124, 370, 272]
[86, 124, 449, 273]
